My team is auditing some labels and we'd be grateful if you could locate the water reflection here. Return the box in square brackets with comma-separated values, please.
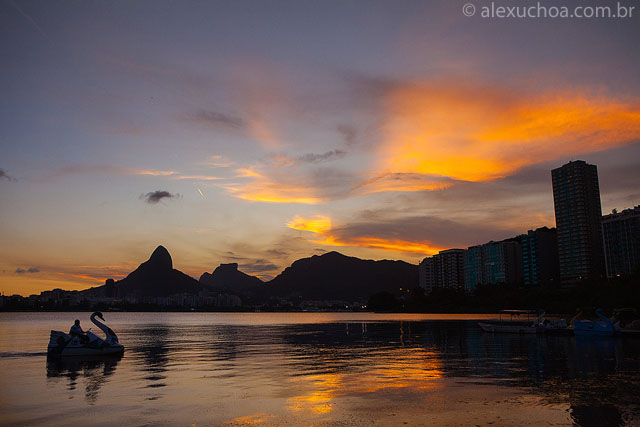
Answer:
[46, 354, 122, 403]
[35, 317, 640, 425]
[127, 325, 171, 400]
[276, 321, 640, 424]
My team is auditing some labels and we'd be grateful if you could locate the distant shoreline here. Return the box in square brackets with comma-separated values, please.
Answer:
[0, 308, 568, 316]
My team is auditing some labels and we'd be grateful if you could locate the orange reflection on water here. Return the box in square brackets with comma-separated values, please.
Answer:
[352, 348, 444, 393]
[223, 412, 276, 425]
[287, 347, 443, 416]
[288, 374, 344, 414]
[358, 364, 443, 393]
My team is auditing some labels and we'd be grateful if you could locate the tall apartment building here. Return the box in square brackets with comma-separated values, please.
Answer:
[462, 240, 522, 293]
[437, 249, 465, 291]
[419, 256, 436, 294]
[463, 245, 484, 293]
[602, 205, 640, 278]
[419, 249, 465, 294]
[551, 160, 605, 282]
[520, 227, 560, 286]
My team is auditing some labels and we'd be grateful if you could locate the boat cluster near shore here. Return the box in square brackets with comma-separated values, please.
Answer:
[478, 309, 640, 337]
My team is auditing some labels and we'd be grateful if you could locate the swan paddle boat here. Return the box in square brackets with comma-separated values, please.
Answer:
[572, 308, 617, 337]
[47, 312, 124, 356]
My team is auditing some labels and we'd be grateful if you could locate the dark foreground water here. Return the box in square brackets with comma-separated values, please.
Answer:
[1, 313, 639, 426]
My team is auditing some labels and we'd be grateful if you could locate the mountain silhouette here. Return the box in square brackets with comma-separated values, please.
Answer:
[113, 245, 203, 297]
[265, 251, 418, 301]
[80, 248, 419, 303]
[199, 263, 263, 291]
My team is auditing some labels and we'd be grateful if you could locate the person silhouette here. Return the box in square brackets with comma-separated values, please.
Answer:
[69, 319, 84, 337]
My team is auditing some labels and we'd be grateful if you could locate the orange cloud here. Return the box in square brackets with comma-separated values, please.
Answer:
[224, 168, 326, 204]
[218, 80, 640, 205]
[135, 169, 223, 181]
[228, 182, 324, 204]
[353, 172, 454, 195]
[224, 163, 453, 204]
[236, 168, 264, 179]
[287, 215, 443, 255]
[203, 155, 235, 168]
[57, 266, 129, 285]
[379, 82, 640, 182]
[134, 169, 178, 176]
[175, 174, 221, 181]
[286, 215, 332, 233]
[328, 236, 443, 255]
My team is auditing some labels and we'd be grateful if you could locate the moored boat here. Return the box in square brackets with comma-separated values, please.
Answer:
[572, 308, 617, 337]
[478, 309, 543, 334]
[613, 309, 640, 338]
[537, 318, 572, 335]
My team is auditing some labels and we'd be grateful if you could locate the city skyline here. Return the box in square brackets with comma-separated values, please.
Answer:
[2, 1, 640, 296]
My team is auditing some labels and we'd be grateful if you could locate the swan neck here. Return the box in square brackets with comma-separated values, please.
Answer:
[596, 310, 613, 327]
[91, 314, 109, 335]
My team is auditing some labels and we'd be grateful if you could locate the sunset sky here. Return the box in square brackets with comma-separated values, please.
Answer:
[1, 0, 639, 296]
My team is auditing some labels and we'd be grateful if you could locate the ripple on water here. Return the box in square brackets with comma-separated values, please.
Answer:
[1, 313, 639, 426]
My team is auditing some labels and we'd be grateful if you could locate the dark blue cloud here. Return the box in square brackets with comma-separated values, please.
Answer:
[141, 191, 180, 204]
[15, 267, 40, 274]
[0, 169, 16, 181]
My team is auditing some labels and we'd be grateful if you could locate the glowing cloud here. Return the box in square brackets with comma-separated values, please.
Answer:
[135, 170, 178, 176]
[287, 215, 443, 255]
[354, 172, 454, 195]
[225, 168, 326, 204]
[175, 175, 221, 181]
[210, 80, 640, 206]
[328, 236, 443, 255]
[236, 168, 264, 179]
[227, 182, 324, 204]
[204, 155, 235, 168]
[286, 215, 332, 234]
[379, 82, 640, 182]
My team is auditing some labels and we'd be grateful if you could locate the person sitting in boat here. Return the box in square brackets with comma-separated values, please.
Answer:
[70, 319, 83, 336]
[69, 319, 89, 343]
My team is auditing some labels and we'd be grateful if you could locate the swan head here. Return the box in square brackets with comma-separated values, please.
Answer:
[91, 311, 105, 321]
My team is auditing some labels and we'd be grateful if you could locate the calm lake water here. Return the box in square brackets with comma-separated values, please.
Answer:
[1, 312, 639, 426]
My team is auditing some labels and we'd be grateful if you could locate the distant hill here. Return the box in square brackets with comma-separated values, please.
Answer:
[79, 248, 419, 303]
[265, 251, 419, 301]
[200, 263, 263, 292]
[112, 245, 203, 297]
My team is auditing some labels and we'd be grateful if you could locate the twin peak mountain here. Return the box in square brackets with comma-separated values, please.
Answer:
[93, 245, 418, 301]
